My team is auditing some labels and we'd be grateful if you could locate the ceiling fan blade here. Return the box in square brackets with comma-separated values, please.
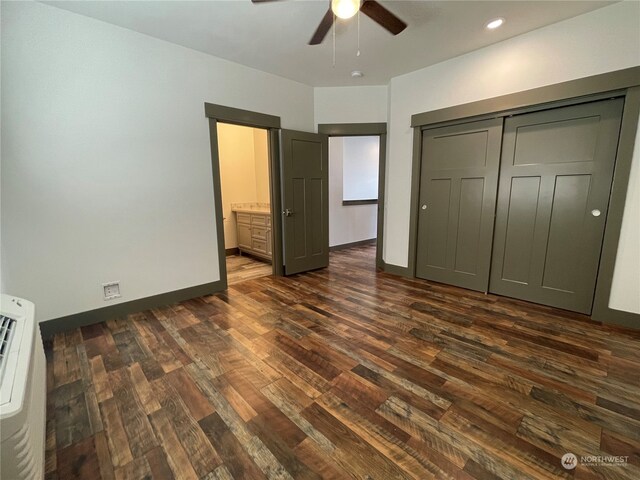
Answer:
[360, 0, 407, 35]
[309, 8, 333, 45]
[251, 0, 281, 3]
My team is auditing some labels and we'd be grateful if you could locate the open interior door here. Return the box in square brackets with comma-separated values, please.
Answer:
[280, 129, 329, 275]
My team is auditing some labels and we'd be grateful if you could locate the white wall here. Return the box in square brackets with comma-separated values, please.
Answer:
[1, 1, 313, 322]
[315, 86, 387, 248]
[343, 136, 379, 201]
[609, 119, 640, 314]
[314, 85, 388, 127]
[0, 0, 3, 296]
[218, 123, 268, 250]
[383, 1, 640, 314]
[329, 137, 378, 247]
[253, 129, 270, 204]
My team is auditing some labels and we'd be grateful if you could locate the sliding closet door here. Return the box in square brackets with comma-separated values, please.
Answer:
[490, 98, 624, 314]
[416, 118, 502, 292]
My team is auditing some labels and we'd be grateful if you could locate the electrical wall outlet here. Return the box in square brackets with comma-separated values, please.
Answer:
[102, 281, 121, 301]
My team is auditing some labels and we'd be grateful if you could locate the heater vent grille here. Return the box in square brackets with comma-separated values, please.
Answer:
[0, 315, 17, 383]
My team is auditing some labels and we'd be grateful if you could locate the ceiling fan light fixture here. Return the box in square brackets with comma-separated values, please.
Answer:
[331, 0, 360, 20]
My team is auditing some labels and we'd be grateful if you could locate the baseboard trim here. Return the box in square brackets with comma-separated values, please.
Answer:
[225, 247, 239, 256]
[39, 280, 227, 339]
[591, 307, 640, 329]
[329, 238, 376, 252]
[381, 261, 413, 278]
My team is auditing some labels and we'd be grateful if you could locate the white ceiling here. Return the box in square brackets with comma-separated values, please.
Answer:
[45, 0, 615, 87]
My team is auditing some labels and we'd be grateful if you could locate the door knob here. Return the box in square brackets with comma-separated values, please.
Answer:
[283, 208, 293, 217]
[421, 204, 427, 210]
[591, 209, 601, 217]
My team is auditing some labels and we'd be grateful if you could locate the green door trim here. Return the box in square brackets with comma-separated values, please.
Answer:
[318, 123, 387, 270]
[592, 86, 640, 328]
[206, 119, 229, 291]
[407, 67, 640, 328]
[205, 103, 281, 129]
[205, 103, 285, 282]
[318, 123, 387, 136]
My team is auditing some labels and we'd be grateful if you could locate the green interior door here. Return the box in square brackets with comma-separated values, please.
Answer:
[281, 129, 329, 275]
[416, 118, 503, 292]
[490, 98, 624, 314]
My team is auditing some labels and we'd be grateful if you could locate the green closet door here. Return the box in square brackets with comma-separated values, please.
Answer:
[416, 118, 503, 292]
[490, 98, 624, 314]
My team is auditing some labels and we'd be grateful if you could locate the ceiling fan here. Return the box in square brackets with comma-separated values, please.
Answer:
[251, 0, 408, 45]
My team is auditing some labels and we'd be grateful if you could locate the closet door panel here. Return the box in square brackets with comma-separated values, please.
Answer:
[416, 118, 503, 292]
[499, 176, 541, 285]
[490, 98, 624, 314]
[454, 177, 485, 275]
[422, 178, 452, 270]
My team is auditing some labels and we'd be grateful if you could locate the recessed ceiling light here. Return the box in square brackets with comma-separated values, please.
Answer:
[485, 17, 505, 30]
[351, 70, 364, 78]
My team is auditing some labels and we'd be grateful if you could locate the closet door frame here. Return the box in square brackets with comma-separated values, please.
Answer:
[405, 66, 640, 328]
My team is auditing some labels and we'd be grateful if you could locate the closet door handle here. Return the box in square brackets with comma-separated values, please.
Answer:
[283, 209, 293, 217]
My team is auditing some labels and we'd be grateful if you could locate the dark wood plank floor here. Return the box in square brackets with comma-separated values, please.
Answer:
[44, 245, 640, 479]
[227, 254, 272, 286]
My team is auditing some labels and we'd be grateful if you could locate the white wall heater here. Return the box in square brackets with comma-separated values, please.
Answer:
[0, 294, 46, 480]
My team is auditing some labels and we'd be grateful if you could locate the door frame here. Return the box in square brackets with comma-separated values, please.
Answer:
[406, 66, 640, 327]
[317, 122, 387, 269]
[205, 103, 285, 289]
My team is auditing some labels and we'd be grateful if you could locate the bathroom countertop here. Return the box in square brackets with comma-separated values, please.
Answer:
[231, 207, 271, 214]
[231, 202, 270, 215]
